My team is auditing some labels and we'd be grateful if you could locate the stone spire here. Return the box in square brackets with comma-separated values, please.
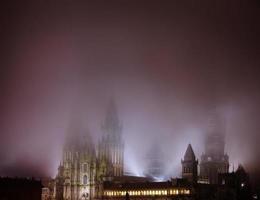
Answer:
[182, 144, 198, 184]
[184, 144, 196, 161]
[98, 98, 124, 177]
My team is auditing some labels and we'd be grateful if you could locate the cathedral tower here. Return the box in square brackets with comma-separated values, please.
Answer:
[98, 99, 124, 178]
[181, 144, 198, 184]
[55, 125, 97, 200]
[200, 108, 229, 184]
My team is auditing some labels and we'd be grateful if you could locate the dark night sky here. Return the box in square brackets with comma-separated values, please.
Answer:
[1, 0, 260, 183]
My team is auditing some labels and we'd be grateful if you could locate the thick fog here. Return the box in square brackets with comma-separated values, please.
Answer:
[0, 1, 260, 181]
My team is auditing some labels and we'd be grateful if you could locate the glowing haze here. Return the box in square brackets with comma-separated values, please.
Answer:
[0, 1, 260, 181]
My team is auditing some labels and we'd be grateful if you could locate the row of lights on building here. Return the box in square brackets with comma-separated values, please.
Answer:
[104, 189, 190, 196]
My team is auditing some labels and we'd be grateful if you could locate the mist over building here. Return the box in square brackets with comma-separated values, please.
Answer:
[41, 98, 252, 200]
[0, 1, 260, 200]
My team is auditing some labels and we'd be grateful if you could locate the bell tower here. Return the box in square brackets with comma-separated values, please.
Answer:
[181, 144, 198, 183]
[98, 99, 124, 177]
[200, 107, 229, 184]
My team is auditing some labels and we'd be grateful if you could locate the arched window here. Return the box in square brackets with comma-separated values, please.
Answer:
[83, 175, 87, 185]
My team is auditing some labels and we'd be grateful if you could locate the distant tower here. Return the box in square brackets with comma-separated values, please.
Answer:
[182, 144, 198, 184]
[200, 107, 229, 184]
[98, 99, 124, 178]
[145, 144, 165, 179]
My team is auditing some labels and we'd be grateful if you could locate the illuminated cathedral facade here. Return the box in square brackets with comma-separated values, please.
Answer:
[54, 100, 124, 200]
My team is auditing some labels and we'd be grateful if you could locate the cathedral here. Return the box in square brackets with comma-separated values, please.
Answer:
[54, 100, 124, 200]
[44, 101, 251, 200]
